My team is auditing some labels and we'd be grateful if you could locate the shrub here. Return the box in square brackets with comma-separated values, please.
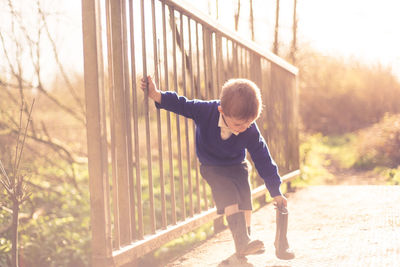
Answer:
[296, 49, 400, 134]
[355, 114, 400, 169]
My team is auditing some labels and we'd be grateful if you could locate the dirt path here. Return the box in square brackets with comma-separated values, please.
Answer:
[165, 171, 400, 267]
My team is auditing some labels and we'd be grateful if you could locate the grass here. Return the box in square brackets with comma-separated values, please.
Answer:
[292, 133, 336, 187]
[295, 130, 400, 187]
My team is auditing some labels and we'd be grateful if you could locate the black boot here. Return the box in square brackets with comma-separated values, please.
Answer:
[226, 212, 264, 256]
[274, 206, 295, 260]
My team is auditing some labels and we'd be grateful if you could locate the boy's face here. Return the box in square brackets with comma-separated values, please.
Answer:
[218, 106, 255, 133]
[222, 114, 254, 133]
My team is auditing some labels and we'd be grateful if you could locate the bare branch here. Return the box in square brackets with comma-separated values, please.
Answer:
[0, 159, 12, 188]
[36, 82, 85, 124]
[38, 5, 85, 116]
[0, 31, 18, 79]
[0, 178, 12, 195]
[12, 103, 24, 179]
[15, 100, 35, 182]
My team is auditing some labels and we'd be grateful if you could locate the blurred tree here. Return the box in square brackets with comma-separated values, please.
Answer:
[249, 0, 254, 41]
[0, 0, 84, 188]
[0, 101, 34, 267]
[290, 0, 298, 64]
[0, 1, 89, 265]
[273, 0, 280, 55]
[234, 0, 241, 31]
[296, 48, 400, 134]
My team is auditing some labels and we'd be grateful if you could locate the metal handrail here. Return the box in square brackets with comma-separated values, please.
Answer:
[162, 0, 298, 75]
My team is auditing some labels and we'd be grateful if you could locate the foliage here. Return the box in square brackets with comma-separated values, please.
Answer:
[296, 48, 400, 134]
[381, 167, 400, 185]
[293, 132, 363, 187]
[0, 1, 90, 265]
[19, 181, 91, 267]
[291, 133, 333, 187]
[354, 114, 400, 169]
[0, 162, 91, 267]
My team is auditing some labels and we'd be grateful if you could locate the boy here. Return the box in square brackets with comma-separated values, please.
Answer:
[141, 76, 290, 257]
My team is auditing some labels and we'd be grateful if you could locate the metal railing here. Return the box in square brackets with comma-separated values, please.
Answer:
[81, 0, 299, 266]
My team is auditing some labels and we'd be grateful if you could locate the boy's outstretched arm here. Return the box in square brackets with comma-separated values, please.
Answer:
[140, 76, 161, 104]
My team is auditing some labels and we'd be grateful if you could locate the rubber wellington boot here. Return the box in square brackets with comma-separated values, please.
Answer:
[226, 212, 264, 256]
[274, 206, 295, 260]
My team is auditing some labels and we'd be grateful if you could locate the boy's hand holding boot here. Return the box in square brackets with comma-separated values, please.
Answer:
[274, 196, 295, 260]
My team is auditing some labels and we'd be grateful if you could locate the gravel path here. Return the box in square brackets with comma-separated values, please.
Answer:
[166, 185, 400, 267]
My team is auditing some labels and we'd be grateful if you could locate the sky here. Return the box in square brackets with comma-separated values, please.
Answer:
[2, 0, 399, 79]
[296, 0, 400, 71]
[191, 0, 400, 76]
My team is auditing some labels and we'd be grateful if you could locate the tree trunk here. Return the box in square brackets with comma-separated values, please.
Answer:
[249, 0, 254, 41]
[216, 0, 219, 20]
[11, 199, 19, 267]
[234, 0, 241, 31]
[273, 0, 280, 55]
[290, 0, 298, 64]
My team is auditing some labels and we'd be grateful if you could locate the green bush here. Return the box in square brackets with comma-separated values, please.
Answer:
[381, 167, 400, 185]
[0, 166, 91, 267]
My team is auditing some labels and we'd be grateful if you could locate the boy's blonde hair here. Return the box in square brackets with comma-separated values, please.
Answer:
[220, 78, 262, 120]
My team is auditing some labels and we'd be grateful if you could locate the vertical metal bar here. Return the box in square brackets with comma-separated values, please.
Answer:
[179, 13, 188, 221]
[163, 3, 176, 225]
[283, 71, 290, 174]
[121, 0, 136, 241]
[201, 26, 209, 210]
[82, 0, 112, 265]
[293, 73, 300, 170]
[171, 8, 185, 221]
[202, 27, 209, 100]
[187, 17, 195, 217]
[128, 0, 143, 239]
[181, 15, 194, 218]
[232, 42, 238, 77]
[194, 22, 201, 213]
[105, 0, 119, 249]
[244, 49, 249, 79]
[287, 72, 294, 173]
[214, 33, 225, 232]
[237, 45, 241, 77]
[240, 46, 244, 77]
[208, 32, 215, 99]
[225, 38, 230, 81]
[110, 0, 131, 246]
[129, 0, 143, 239]
[215, 33, 222, 96]
[99, 1, 113, 254]
[151, 0, 167, 229]
[140, 0, 156, 234]
[239, 46, 243, 77]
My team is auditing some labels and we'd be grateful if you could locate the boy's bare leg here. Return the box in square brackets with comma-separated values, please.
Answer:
[244, 210, 251, 228]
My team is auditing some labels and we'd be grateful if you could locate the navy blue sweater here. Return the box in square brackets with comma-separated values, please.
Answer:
[155, 91, 282, 197]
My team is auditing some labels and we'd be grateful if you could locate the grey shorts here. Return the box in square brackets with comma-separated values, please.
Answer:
[200, 161, 252, 214]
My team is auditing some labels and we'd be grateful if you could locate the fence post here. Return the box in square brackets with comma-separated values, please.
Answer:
[81, 0, 113, 265]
